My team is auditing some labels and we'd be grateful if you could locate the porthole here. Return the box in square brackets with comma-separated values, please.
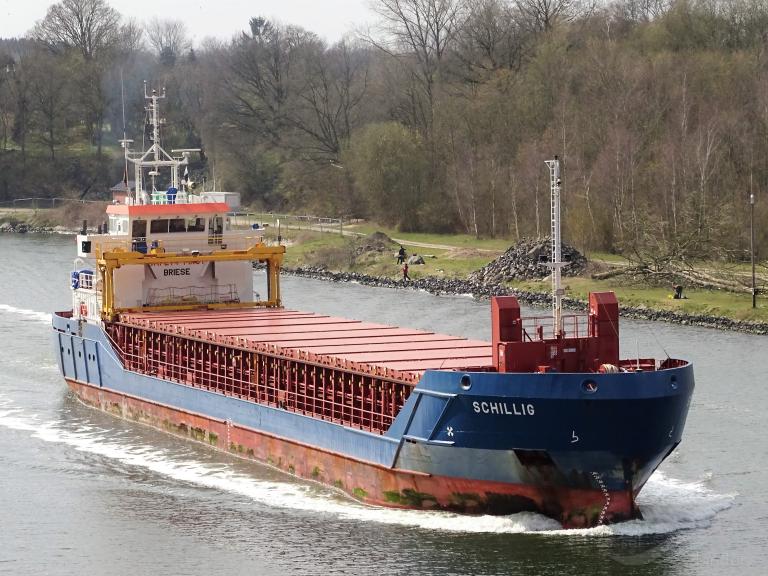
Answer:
[460, 374, 472, 391]
[670, 376, 678, 390]
[581, 379, 598, 393]
[78, 351, 81, 358]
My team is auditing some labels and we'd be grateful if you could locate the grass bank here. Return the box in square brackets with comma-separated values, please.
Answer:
[281, 229, 501, 280]
[281, 228, 768, 326]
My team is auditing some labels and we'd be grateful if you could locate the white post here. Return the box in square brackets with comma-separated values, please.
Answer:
[545, 156, 565, 337]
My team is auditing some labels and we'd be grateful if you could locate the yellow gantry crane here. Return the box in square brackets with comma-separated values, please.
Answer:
[95, 241, 285, 321]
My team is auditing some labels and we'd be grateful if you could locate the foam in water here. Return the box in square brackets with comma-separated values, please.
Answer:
[0, 304, 52, 323]
[0, 398, 733, 536]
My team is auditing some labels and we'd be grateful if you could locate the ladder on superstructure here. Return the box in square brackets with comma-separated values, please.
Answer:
[545, 156, 566, 337]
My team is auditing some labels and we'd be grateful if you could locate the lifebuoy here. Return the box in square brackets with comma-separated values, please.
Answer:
[79, 302, 88, 317]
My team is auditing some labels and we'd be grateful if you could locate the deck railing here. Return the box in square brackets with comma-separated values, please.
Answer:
[82, 232, 269, 258]
[106, 324, 412, 435]
[146, 284, 240, 307]
[71, 271, 102, 319]
[520, 313, 591, 341]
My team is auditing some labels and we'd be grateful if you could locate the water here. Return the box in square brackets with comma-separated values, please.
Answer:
[0, 233, 764, 575]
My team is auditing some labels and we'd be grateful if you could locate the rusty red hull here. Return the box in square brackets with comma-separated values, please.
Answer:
[66, 377, 637, 528]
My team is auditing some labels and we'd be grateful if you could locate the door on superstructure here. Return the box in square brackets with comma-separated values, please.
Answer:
[208, 216, 223, 245]
[132, 219, 147, 253]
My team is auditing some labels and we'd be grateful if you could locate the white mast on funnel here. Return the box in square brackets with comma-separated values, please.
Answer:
[545, 156, 566, 337]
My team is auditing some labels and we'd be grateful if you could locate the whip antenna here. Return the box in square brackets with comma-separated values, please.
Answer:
[118, 69, 134, 203]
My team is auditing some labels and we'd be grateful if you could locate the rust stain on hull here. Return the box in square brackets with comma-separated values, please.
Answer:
[67, 378, 638, 527]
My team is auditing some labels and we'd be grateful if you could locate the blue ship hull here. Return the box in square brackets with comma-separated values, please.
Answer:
[52, 312, 694, 527]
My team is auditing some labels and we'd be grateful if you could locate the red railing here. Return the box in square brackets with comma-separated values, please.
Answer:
[106, 324, 412, 434]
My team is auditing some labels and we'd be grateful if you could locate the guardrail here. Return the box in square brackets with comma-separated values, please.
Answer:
[82, 232, 271, 258]
[520, 314, 591, 341]
[146, 284, 241, 307]
[230, 212, 345, 235]
[0, 197, 108, 209]
[71, 270, 102, 320]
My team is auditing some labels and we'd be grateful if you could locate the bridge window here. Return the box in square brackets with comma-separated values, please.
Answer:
[187, 217, 205, 232]
[150, 219, 169, 234]
[169, 218, 186, 233]
[109, 215, 129, 235]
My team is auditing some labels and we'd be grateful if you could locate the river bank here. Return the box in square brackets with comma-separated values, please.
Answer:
[283, 265, 768, 336]
[0, 222, 76, 234]
[4, 222, 765, 335]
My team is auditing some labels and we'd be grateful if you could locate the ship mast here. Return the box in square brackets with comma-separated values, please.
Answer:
[146, 82, 165, 195]
[118, 69, 133, 200]
[545, 156, 565, 337]
[120, 82, 200, 205]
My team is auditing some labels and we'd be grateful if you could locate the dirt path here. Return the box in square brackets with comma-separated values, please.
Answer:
[388, 237, 461, 250]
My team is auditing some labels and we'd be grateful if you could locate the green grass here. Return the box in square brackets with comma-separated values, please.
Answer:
[513, 277, 768, 322]
[281, 230, 498, 279]
[344, 222, 513, 251]
[281, 231, 350, 267]
[584, 251, 631, 265]
[281, 228, 767, 322]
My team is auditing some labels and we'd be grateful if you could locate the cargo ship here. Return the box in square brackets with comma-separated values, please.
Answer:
[52, 87, 694, 528]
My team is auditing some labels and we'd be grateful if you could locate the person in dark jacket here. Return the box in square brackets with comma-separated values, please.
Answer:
[397, 245, 406, 264]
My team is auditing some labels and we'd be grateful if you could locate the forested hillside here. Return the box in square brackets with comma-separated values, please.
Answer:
[1, 0, 767, 259]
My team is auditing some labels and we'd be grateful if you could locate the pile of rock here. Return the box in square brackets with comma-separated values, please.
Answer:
[354, 231, 394, 256]
[469, 237, 587, 285]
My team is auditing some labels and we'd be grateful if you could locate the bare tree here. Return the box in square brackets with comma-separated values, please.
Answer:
[32, 0, 138, 155]
[0, 52, 14, 150]
[224, 19, 317, 146]
[32, 0, 122, 61]
[144, 18, 191, 66]
[369, 0, 465, 132]
[612, 0, 671, 23]
[27, 48, 72, 160]
[454, 0, 530, 79]
[2, 45, 32, 161]
[293, 41, 370, 159]
[515, 0, 593, 32]
[117, 18, 145, 56]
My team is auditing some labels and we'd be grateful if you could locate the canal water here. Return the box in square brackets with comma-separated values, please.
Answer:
[0, 233, 765, 575]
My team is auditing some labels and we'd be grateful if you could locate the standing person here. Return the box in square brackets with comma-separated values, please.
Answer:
[402, 262, 411, 282]
[397, 245, 406, 264]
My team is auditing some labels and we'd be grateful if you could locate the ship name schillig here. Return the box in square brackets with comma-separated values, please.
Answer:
[472, 401, 535, 416]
